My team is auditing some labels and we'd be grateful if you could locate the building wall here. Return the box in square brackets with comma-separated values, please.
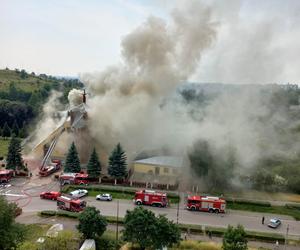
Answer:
[133, 163, 179, 177]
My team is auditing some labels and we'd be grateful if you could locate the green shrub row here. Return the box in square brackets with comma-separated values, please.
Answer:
[226, 198, 271, 207]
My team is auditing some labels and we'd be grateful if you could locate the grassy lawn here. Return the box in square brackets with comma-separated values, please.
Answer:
[227, 202, 300, 220]
[0, 137, 10, 158]
[23, 224, 51, 243]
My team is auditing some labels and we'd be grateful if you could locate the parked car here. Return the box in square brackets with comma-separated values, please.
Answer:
[69, 189, 88, 198]
[96, 193, 112, 201]
[268, 218, 281, 228]
[40, 191, 61, 200]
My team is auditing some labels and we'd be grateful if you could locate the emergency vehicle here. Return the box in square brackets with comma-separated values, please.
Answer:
[134, 189, 168, 207]
[56, 196, 86, 212]
[59, 173, 89, 185]
[39, 160, 61, 177]
[0, 170, 14, 183]
[186, 195, 226, 213]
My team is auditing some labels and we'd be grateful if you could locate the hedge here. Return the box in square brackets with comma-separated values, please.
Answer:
[226, 198, 271, 207]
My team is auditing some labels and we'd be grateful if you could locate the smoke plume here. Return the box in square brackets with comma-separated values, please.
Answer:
[79, 1, 217, 155]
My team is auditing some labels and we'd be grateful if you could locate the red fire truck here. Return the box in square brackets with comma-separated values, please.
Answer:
[59, 173, 89, 185]
[186, 195, 226, 213]
[39, 160, 61, 177]
[57, 196, 86, 212]
[134, 189, 168, 207]
[0, 170, 14, 183]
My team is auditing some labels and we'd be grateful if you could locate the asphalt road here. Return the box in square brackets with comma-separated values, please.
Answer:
[2, 178, 300, 238]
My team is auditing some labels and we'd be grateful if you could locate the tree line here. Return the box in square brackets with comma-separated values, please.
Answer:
[64, 142, 127, 182]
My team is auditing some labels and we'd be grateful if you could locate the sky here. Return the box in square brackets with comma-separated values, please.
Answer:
[1, 0, 300, 84]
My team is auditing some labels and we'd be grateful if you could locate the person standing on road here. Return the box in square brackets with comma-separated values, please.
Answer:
[262, 216, 265, 224]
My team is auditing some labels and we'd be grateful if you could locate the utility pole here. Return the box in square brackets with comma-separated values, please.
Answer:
[116, 200, 119, 249]
[176, 191, 180, 224]
[284, 224, 289, 250]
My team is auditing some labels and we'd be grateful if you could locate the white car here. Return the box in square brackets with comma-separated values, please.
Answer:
[96, 193, 112, 201]
[69, 189, 88, 198]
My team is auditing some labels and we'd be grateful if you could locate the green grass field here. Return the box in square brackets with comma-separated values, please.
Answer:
[0, 138, 10, 158]
[0, 69, 56, 92]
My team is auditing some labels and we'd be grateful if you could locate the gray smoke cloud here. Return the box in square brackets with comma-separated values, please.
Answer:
[195, 0, 300, 84]
[78, 1, 217, 156]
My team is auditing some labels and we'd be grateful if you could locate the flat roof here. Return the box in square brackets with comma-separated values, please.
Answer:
[134, 156, 183, 168]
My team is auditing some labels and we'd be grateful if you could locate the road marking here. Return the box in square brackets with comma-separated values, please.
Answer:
[0, 193, 27, 197]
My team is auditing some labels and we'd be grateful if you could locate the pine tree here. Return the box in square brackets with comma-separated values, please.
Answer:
[2, 122, 11, 138]
[64, 142, 81, 173]
[6, 135, 23, 170]
[11, 120, 19, 137]
[108, 143, 127, 182]
[87, 148, 101, 178]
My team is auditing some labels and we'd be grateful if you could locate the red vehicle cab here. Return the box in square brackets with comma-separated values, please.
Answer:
[39, 160, 61, 177]
[134, 189, 168, 207]
[186, 195, 226, 213]
[57, 196, 86, 212]
[40, 191, 61, 200]
[0, 169, 14, 183]
[59, 173, 89, 185]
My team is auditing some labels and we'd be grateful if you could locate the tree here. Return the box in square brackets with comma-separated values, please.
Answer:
[0, 196, 25, 250]
[108, 143, 127, 183]
[77, 206, 107, 239]
[87, 148, 101, 178]
[11, 120, 19, 137]
[123, 207, 180, 250]
[123, 207, 157, 250]
[20, 69, 27, 79]
[2, 122, 11, 138]
[222, 225, 248, 250]
[64, 142, 81, 173]
[6, 135, 23, 170]
[154, 215, 181, 249]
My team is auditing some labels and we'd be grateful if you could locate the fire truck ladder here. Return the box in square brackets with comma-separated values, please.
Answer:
[40, 125, 65, 171]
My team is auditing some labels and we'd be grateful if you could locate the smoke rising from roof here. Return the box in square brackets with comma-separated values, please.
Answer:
[78, 1, 216, 154]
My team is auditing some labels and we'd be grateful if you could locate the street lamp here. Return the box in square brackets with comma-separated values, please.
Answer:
[284, 224, 289, 250]
[116, 200, 119, 249]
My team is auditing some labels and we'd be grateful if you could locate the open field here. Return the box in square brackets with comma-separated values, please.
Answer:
[0, 137, 10, 158]
[0, 69, 55, 92]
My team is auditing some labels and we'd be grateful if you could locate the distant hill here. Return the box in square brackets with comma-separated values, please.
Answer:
[0, 68, 58, 92]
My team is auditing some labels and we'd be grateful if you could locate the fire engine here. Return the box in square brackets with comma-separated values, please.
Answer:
[59, 173, 89, 185]
[0, 170, 14, 183]
[57, 196, 86, 212]
[186, 195, 226, 213]
[134, 189, 168, 207]
[39, 160, 61, 177]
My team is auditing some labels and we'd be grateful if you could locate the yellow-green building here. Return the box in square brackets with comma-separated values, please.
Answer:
[131, 156, 183, 187]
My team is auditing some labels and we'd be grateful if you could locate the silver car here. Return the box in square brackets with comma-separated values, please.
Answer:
[69, 189, 88, 198]
[96, 193, 112, 201]
[268, 218, 281, 229]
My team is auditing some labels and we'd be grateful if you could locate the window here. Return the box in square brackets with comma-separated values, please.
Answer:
[155, 167, 160, 175]
[164, 168, 169, 174]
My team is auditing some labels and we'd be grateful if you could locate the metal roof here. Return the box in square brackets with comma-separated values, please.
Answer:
[134, 156, 183, 168]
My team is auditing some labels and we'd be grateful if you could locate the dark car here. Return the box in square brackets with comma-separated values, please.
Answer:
[40, 191, 61, 200]
[268, 218, 281, 228]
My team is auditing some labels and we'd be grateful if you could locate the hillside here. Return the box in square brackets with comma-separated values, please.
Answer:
[0, 68, 59, 92]
[0, 68, 83, 154]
